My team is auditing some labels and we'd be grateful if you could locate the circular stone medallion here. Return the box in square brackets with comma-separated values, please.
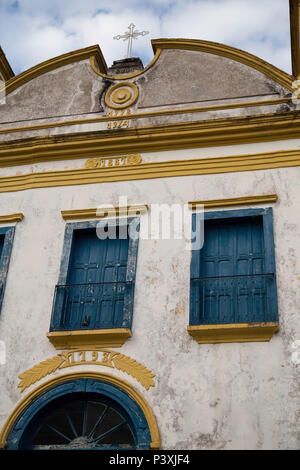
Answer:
[105, 82, 138, 109]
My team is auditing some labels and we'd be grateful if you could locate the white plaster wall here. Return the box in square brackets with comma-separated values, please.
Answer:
[0, 153, 299, 450]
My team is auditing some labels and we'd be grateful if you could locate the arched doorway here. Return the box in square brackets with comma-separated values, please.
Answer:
[4, 374, 159, 450]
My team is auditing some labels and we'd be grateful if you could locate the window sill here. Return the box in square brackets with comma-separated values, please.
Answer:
[187, 322, 279, 344]
[47, 328, 132, 350]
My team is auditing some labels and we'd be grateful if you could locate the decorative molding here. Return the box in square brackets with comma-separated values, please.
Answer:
[188, 194, 278, 210]
[0, 213, 24, 223]
[1, 112, 300, 168]
[18, 349, 156, 393]
[0, 97, 292, 137]
[0, 149, 300, 194]
[151, 39, 294, 91]
[85, 154, 142, 169]
[47, 328, 132, 349]
[187, 322, 279, 344]
[61, 205, 148, 220]
[18, 355, 65, 393]
[105, 82, 139, 109]
[0, 372, 161, 450]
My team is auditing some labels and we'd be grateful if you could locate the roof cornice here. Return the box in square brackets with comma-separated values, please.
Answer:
[290, 0, 300, 78]
[0, 46, 14, 81]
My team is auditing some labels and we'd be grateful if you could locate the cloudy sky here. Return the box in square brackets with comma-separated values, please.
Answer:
[0, 0, 292, 76]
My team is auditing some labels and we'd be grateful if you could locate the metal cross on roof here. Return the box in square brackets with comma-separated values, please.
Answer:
[113, 23, 149, 58]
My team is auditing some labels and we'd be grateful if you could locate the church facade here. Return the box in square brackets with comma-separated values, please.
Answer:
[0, 3, 299, 450]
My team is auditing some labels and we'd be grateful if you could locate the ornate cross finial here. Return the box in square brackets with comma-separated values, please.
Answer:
[113, 23, 149, 58]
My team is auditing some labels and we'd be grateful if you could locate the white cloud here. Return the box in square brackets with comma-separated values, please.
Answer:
[62, 10, 161, 66]
[161, 0, 291, 69]
[0, 0, 292, 75]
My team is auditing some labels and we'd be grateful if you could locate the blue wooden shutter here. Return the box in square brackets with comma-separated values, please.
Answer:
[0, 235, 4, 300]
[262, 208, 278, 322]
[190, 210, 277, 325]
[62, 228, 129, 330]
[0, 227, 15, 314]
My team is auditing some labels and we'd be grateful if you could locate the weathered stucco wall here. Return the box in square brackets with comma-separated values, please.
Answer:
[0, 46, 293, 142]
[0, 59, 105, 123]
[0, 41, 299, 450]
[0, 143, 299, 449]
[136, 49, 290, 108]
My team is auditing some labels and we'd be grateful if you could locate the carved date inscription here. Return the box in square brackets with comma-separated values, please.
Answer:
[107, 109, 131, 129]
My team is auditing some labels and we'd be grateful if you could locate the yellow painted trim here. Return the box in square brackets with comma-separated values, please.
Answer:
[5, 45, 107, 96]
[47, 328, 132, 350]
[187, 322, 279, 344]
[0, 113, 299, 166]
[0, 371, 161, 450]
[152, 39, 294, 91]
[61, 205, 148, 220]
[0, 213, 24, 223]
[189, 194, 278, 209]
[18, 349, 156, 392]
[0, 97, 292, 137]
[85, 154, 142, 169]
[290, 0, 300, 78]
[0, 149, 300, 194]
[89, 49, 161, 80]
[105, 82, 139, 109]
[1, 112, 300, 168]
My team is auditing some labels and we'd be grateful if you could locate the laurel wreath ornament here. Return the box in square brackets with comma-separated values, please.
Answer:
[110, 353, 155, 390]
[18, 355, 65, 393]
[18, 351, 155, 393]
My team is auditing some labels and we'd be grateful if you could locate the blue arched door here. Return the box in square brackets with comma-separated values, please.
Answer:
[6, 379, 152, 450]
